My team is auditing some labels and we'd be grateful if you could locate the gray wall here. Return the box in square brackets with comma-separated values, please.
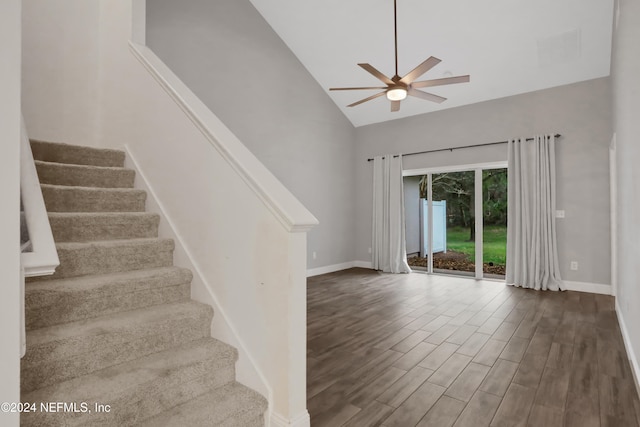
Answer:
[146, 0, 613, 286]
[612, 0, 640, 369]
[146, 0, 356, 269]
[403, 176, 421, 256]
[355, 78, 612, 285]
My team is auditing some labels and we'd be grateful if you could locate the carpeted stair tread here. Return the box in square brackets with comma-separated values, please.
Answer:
[35, 160, 135, 188]
[48, 212, 160, 242]
[41, 184, 146, 213]
[21, 338, 238, 427]
[25, 267, 192, 329]
[22, 301, 214, 392]
[138, 382, 267, 427]
[23, 140, 267, 425]
[39, 238, 175, 280]
[31, 140, 126, 167]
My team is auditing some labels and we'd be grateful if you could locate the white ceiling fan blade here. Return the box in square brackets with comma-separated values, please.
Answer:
[347, 91, 387, 107]
[358, 63, 395, 85]
[400, 56, 441, 84]
[412, 75, 470, 88]
[330, 86, 388, 91]
[408, 88, 446, 103]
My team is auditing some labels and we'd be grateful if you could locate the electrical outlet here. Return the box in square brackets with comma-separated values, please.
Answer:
[312, 251, 317, 260]
[570, 261, 578, 271]
[368, 247, 372, 254]
[556, 210, 565, 218]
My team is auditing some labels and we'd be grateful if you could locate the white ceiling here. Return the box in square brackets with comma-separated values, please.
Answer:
[249, 0, 614, 127]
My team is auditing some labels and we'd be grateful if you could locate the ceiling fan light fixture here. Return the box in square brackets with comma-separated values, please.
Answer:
[386, 87, 407, 101]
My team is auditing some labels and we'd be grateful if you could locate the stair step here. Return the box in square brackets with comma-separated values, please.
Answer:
[138, 382, 268, 427]
[49, 212, 160, 242]
[21, 301, 214, 393]
[24, 140, 268, 425]
[41, 184, 146, 213]
[31, 140, 126, 167]
[21, 338, 237, 427]
[31, 238, 174, 280]
[25, 267, 192, 329]
[35, 160, 135, 188]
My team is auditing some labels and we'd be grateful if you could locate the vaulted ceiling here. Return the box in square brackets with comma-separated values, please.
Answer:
[249, 0, 614, 127]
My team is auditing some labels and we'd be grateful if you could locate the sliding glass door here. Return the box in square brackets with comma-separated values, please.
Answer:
[482, 168, 507, 279]
[404, 163, 507, 279]
[431, 171, 476, 277]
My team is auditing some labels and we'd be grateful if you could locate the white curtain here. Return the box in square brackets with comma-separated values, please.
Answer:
[372, 154, 411, 274]
[506, 135, 564, 290]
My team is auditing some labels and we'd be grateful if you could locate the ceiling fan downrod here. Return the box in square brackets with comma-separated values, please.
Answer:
[394, 0, 399, 78]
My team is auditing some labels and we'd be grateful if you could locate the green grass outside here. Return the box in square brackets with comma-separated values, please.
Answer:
[446, 225, 506, 265]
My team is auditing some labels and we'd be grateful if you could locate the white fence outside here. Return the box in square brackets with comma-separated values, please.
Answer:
[420, 199, 447, 257]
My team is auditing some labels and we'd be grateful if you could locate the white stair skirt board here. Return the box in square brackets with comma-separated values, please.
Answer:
[615, 299, 640, 400]
[563, 281, 612, 295]
[307, 261, 373, 277]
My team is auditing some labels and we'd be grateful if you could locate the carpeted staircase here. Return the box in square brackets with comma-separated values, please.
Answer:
[21, 140, 267, 426]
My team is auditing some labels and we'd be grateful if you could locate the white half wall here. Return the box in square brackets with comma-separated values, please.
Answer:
[0, 0, 22, 425]
[100, 1, 316, 423]
[123, 146, 268, 402]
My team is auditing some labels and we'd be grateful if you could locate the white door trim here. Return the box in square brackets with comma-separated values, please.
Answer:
[404, 162, 508, 280]
[474, 168, 484, 279]
[609, 133, 617, 297]
[403, 161, 508, 177]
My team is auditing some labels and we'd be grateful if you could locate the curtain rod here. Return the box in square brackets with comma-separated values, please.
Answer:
[366, 134, 562, 162]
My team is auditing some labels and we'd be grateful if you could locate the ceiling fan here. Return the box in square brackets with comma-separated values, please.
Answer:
[330, 0, 470, 112]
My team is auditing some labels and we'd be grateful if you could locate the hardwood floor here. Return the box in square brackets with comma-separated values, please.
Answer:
[307, 268, 640, 427]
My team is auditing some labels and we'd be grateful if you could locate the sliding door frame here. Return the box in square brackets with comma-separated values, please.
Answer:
[404, 161, 508, 280]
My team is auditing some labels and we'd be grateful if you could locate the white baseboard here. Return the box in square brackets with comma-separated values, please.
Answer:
[353, 260, 373, 269]
[306, 260, 373, 277]
[307, 262, 356, 277]
[615, 299, 640, 399]
[306, 267, 609, 297]
[563, 280, 611, 295]
[270, 411, 310, 427]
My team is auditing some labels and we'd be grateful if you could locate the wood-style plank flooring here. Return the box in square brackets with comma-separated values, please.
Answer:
[307, 268, 640, 427]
